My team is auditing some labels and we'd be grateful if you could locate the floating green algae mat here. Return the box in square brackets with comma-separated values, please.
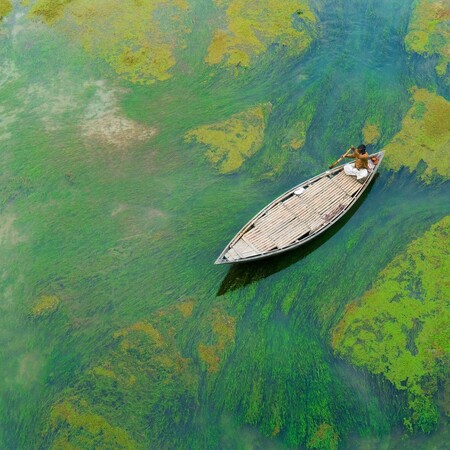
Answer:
[362, 122, 381, 145]
[0, 0, 12, 20]
[28, 0, 73, 23]
[205, 0, 318, 68]
[332, 216, 449, 434]
[30, 0, 191, 84]
[31, 295, 60, 318]
[185, 103, 271, 173]
[405, 0, 450, 77]
[1, 0, 450, 449]
[383, 88, 450, 181]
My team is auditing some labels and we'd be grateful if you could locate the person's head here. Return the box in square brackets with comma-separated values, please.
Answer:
[357, 144, 366, 154]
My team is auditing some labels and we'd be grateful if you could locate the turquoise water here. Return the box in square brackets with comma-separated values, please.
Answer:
[0, 0, 449, 448]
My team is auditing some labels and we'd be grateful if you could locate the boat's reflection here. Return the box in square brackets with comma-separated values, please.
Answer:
[217, 175, 378, 296]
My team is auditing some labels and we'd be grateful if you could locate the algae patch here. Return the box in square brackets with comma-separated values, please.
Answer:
[0, 0, 12, 21]
[185, 103, 271, 173]
[47, 399, 138, 449]
[256, 88, 317, 178]
[362, 122, 380, 144]
[405, 0, 450, 77]
[383, 88, 450, 181]
[29, 0, 73, 23]
[307, 423, 339, 450]
[206, 0, 318, 68]
[30, 0, 191, 84]
[284, 116, 313, 151]
[41, 302, 200, 448]
[177, 298, 195, 318]
[283, 93, 316, 152]
[197, 308, 236, 373]
[332, 216, 450, 433]
[31, 295, 60, 317]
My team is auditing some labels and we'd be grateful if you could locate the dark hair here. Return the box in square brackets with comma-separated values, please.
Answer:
[357, 144, 366, 154]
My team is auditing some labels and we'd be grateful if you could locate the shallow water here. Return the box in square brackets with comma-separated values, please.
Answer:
[0, 0, 449, 448]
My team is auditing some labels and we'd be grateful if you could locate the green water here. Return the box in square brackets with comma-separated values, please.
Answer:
[0, 0, 449, 448]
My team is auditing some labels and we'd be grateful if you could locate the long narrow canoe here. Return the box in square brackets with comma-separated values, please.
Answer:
[215, 152, 384, 264]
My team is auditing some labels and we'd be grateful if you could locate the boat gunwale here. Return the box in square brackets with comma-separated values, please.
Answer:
[215, 152, 384, 265]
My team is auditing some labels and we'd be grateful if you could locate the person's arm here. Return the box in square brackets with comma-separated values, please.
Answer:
[345, 146, 356, 158]
[355, 152, 369, 160]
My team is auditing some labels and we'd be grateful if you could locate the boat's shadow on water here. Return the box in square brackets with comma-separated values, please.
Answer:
[217, 176, 379, 296]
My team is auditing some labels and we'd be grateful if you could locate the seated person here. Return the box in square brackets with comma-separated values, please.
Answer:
[343, 144, 372, 181]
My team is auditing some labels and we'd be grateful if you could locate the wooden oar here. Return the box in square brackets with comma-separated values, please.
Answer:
[329, 147, 353, 169]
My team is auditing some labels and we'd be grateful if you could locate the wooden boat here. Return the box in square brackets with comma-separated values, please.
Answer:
[215, 152, 384, 264]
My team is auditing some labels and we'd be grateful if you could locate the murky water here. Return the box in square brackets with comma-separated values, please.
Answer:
[0, 0, 449, 448]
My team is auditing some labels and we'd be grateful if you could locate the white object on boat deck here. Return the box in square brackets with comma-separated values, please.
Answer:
[344, 163, 368, 180]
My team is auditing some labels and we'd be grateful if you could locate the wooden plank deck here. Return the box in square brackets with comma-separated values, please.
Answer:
[330, 170, 362, 196]
[283, 196, 324, 231]
[311, 190, 350, 216]
[255, 203, 296, 228]
[242, 227, 277, 253]
[269, 218, 310, 248]
[226, 169, 374, 260]
[232, 238, 259, 257]
[225, 246, 240, 261]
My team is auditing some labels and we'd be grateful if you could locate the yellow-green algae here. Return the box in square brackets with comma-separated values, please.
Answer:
[197, 307, 236, 373]
[284, 116, 314, 151]
[257, 89, 317, 178]
[177, 298, 195, 317]
[332, 216, 450, 434]
[47, 399, 137, 449]
[29, 0, 72, 23]
[42, 301, 200, 448]
[31, 295, 60, 318]
[307, 423, 339, 450]
[205, 0, 317, 67]
[383, 88, 450, 181]
[405, 0, 450, 77]
[185, 103, 271, 173]
[362, 122, 381, 144]
[30, 0, 190, 84]
[0, 0, 12, 20]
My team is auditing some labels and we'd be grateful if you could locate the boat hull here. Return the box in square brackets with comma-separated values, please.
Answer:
[215, 152, 384, 265]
